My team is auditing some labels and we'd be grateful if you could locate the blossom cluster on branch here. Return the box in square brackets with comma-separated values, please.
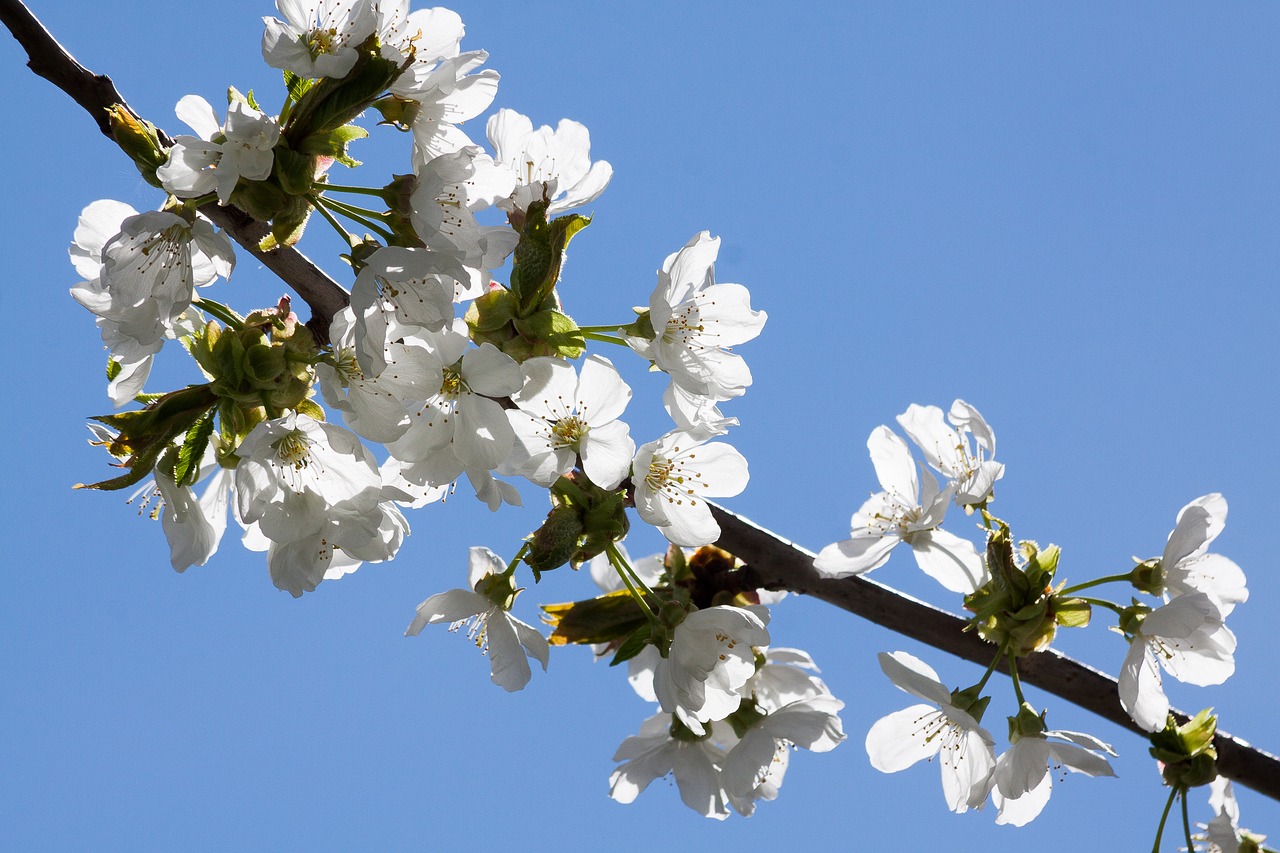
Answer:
[51, 0, 1270, 844]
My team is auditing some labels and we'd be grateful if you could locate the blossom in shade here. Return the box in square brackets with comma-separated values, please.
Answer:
[404, 547, 548, 691]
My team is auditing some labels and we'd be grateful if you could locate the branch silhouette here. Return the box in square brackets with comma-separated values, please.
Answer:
[6, 0, 1276, 807]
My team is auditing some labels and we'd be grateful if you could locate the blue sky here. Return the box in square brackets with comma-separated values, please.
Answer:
[2, 2, 1278, 850]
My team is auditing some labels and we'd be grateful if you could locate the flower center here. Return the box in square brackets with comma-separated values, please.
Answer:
[272, 430, 313, 470]
[550, 415, 588, 449]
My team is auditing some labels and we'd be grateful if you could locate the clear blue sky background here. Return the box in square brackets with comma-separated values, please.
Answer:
[2, 2, 1278, 850]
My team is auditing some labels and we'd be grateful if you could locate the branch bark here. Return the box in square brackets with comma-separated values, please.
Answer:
[6, 0, 1278, 809]
[0, 0, 350, 341]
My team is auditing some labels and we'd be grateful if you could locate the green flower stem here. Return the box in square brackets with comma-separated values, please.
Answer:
[581, 332, 629, 347]
[320, 197, 396, 242]
[1059, 572, 1134, 596]
[308, 195, 358, 245]
[505, 543, 530, 578]
[1180, 788, 1195, 853]
[969, 641, 1008, 695]
[1008, 650, 1027, 706]
[577, 324, 628, 334]
[606, 541, 658, 624]
[192, 298, 243, 330]
[322, 197, 388, 219]
[1152, 786, 1178, 853]
[1078, 596, 1127, 617]
[313, 181, 387, 198]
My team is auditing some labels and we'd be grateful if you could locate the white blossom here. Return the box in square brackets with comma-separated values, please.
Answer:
[632, 430, 749, 547]
[69, 200, 234, 406]
[261, 0, 377, 79]
[486, 108, 613, 216]
[1159, 493, 1248, 617]
[504, 355, 635, 489]
[896, 400, 1004, 507]
[404, 547, 548, 691]
[865, 651, 996, 814]
[989, 728, 1116, 826]
[652, 604, 770, 734]
[815, 425, 986, 593]
[157, 95, 280, 204]
[629, 232, 766, 401]
[609, 713, 731, 820]
[1118, 592, 1237, 732]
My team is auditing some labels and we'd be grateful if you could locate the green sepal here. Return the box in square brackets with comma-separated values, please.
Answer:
[467, 288, 517, 333]
[620, 309, 655, 342]
[609, 624, 652, 667]
[370, 94, 418, 131]
[106, 357, 122, 382]
[542, 589, 648, 647]
[173, 409, 216, 487]
[1149, 709, 1219, 790]
[512, 310, 586, 360]
[1053, 597, 1092, 628]
[1129, 557, 1166, 595]
[244, 89, 261, 111]
[298, 124, 369, 168]
[724, 698, 769, 738]
[949, 685, 992, 723]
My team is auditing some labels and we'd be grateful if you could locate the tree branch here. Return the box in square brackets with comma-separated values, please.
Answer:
[710, 502, 1280, 803]
[7, 0, 1277, 810]
[0, 0, 350, 341]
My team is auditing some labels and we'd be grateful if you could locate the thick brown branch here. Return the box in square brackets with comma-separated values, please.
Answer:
[710, 502, 1280, 803]
[0, 0, 350, 338]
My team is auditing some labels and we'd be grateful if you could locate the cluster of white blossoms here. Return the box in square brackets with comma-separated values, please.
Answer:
[61, 0, 1265, 836]
[593, 545, 845, 819]
[819, 401, 1252, 832]
[1117, 493, 1245, 733]
[72, 0, 766, 601]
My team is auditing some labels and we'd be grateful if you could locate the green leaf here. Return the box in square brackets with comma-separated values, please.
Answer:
[299, 124, 369, 168]
[509, 201, 592, 315]
[174, 410, 216, 487]
[81, 385, 219, 491]
[284, 39, 401, 143]
[610, 624, 653, 667]
[273, 144, 317, 196]
[542, 589, 647, 647]
[283, 70, 315, 103]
